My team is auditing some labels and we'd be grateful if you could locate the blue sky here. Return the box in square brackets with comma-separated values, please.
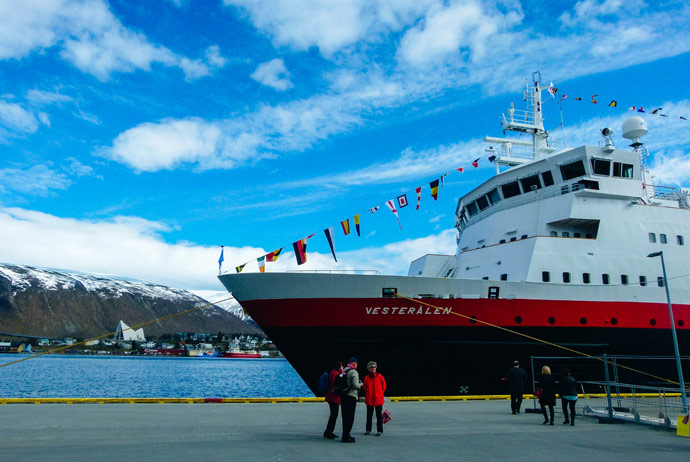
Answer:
[1, 0, 690, 292]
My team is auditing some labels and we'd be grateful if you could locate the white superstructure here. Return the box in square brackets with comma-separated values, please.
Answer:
[411, 77, 690, 299]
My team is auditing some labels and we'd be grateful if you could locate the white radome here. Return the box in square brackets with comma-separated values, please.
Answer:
[622, 116, 648, 141]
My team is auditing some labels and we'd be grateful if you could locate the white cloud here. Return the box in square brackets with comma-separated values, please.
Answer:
[0, 0, 220, 80]
[107, 118, 223, 172]
[25, 89, 73, 105]
[250, 58, 293, 91]
[0, 207, 456, 290]
[0, 165, 72, 196]
[0, 100, 40, 134]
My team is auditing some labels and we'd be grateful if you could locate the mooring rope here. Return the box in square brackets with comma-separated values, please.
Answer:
[394, 292, 688, 388]
[0, 296, 235, 369]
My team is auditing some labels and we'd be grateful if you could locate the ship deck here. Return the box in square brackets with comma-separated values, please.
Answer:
[2, 399, 687, 461]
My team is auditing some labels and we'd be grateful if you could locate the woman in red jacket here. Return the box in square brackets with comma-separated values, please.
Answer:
[362, 361, 387, 436]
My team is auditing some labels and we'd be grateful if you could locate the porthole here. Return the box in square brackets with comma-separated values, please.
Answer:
[469, 315, 477, 324]
[515, 316, 522, 324]
[579, 317, 587, 325]
[610, 318, 618, 326]
[678, 320, 685, 327]
[548, 317, 555, 325]
[650, 318, 656, 326]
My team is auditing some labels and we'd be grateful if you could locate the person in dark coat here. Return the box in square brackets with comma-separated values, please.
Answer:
[538, 365, 556, 425]
[323, 361, 343, 439]
[341, 357, 362, 443]
[560, 368, 578, 425]
[506, 360, 528, 414]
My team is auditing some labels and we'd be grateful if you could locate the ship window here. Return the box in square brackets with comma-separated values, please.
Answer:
[488, 286, 500, 298]
[548, 316, 555, 325]
[550, 231, 558, 237]
[562, 272, 571, 283]
[621, 275, 629, 285]
[562, 232, 570, 237]
[649, 318, 656, 326]
[578, 179, 600, 190]
[382, 288, 397, 298]
[611, 318, 618, 325]
[542, 271, 550, 282]
[482, 276, 489, 280]
[560, 160, 586, 180]
[521, 234, 528, 239]
[520, 174, 541, 192]
[501, 181, 521, 199]
[574, 232, 581, 238]
[677, 235, 685, 245]
[510, 237, 517, 242]
[487, 188, 501, 205]
[467, 202, 479, 217]
[585, 233, 593, 238]
[515, 316, 522, 324]
[649, 233, 656, 243]
[583, 273, 591, 284]
[500, 273, 508, 281]
[580, 317, 587, 325]
[657, 277, 665, 287]
[660, 234, 667, 244]
[541, 171, 554, 187]
[476, 196, 489, 211]
[602, 274, 610, 285]
[500, 239, 506, 244]
[591, 158, 611, 176]
[613, 162, 634, 178]
[639, 276, 647, 286]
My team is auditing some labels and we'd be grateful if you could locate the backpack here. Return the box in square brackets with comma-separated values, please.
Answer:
[332, 371, 350, 396]
[317, 372, 330, 395]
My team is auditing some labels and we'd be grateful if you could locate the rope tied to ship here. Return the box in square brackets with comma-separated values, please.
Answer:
[394, 292, 689, 389]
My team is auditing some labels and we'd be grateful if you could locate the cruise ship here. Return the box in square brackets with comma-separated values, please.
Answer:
[219, 78, 690, 396]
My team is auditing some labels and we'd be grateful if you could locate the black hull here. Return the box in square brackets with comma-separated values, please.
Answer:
[262, 325, 690, 396]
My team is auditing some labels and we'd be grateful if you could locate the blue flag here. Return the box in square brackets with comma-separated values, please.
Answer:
[218, 246, 224, 273]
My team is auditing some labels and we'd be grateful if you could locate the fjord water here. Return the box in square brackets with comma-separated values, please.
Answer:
[0, 354, 313, 398]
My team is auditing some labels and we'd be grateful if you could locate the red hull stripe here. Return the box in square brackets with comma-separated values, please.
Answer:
[241, 298, 690, 329]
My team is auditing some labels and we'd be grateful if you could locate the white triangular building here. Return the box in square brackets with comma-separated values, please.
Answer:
[114, 320, 146, 342]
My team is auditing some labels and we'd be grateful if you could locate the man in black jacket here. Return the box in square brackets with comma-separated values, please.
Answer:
[506, 360, 528, 414]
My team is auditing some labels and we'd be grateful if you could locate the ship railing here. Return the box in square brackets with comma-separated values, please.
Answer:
[489, 142, 536, 161]
[578, 381, 688, 429]
[286, 269, 381, 275]
[644, 184, 690, 208]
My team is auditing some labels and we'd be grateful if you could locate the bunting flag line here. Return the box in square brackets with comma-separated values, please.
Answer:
[429, 179, 439, 200]
[608, 100, 617, 107]
[415, 187, 422, 210]
[369, 206, 379, 213]
[575, 97, 582, 101]
[397, 194, 408, 208]
[441, 173, 447, 187]
[235, 263, 246, 273]
[341, 218, 351, 235]
[324, 227, 337, 262]
[354, 214, 361, 236]
[257, 255, 266, 273]
[591, 94, 598, 104]
[471, 158, 479, 168]
[457, 167, 464, 173]
[547, 82, 557, 99]
[385, 199, 402, 230]
[651, 107, 662, 114]
[266, 248, 282, 262]
[558, 94, 568, 104]
[637, 107, 645, 113]
[488, 154, 496, 163]
[218, 246, 224, 274]
[292, 234, 313, 265]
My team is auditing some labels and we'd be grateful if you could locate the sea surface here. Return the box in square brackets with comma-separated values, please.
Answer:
[0, 354, 314, 398]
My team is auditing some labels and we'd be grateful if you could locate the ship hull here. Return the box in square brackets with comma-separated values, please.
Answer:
[219, 273, 690, 396]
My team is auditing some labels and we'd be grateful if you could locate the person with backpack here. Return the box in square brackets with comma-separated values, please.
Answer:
[362, 361, 387, 436]
[340, 357, 362, 443]
[323, 361, 343, 439]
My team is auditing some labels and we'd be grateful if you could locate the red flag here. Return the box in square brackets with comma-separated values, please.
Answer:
[457, 167, 464, 173]
[265, 248, 282, 262]
[471, 158, 479, 168]
[415, 187, 421, 210]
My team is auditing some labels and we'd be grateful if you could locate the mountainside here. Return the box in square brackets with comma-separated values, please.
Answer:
[0, 263, 261, 339]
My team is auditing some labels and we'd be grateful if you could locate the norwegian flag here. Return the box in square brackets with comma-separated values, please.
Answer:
[415, 187, 422, 210]
[397, 194, 408, 208]
[385, 200, 402, 230]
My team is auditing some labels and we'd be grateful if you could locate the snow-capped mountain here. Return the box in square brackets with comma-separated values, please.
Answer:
[190, 290, 252, 322]
[0, 263, 260, 338]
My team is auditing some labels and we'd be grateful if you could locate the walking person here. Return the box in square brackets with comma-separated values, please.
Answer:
[362, 361, 387, 436]
[506, 360, 528, 414]
[560, 368, 578, 426]
[539, 365, 556, 425]
[323, 361, 343, 439]
[340, 357, 362, 443]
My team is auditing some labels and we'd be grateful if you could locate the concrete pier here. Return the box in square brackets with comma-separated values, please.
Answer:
[1, 399, 686, 461]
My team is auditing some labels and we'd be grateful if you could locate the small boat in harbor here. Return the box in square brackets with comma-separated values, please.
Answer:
[221, 347, 262, 358]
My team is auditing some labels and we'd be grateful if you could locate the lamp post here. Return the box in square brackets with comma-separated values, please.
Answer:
[647, 250, 688, 412]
